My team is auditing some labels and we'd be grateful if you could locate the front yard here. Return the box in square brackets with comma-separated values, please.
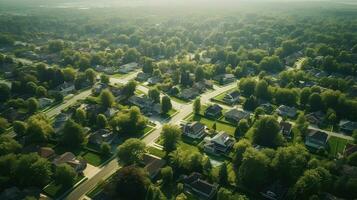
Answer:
[328, 136, 350, 157]
[186, 114, 236, 136]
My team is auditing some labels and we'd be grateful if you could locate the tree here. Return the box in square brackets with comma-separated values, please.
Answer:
[259, 56, 283, 72]
[193, 98, 201, 114]
[295, 114, 309, 138]
[63, 67, 76, 82]
[54, 164, 77, 186]
[348, 152, 357, 167]
[15, 153, 52, 187]
[75, 108, 86, 125]
[27, 97, 39, 113]
[13, 120, 27, 136]
[85, 68, 96, 85]
[117, 138, 146, 166]
[232, 139, 252, 168]
[106, 166, 150, 200]
[353, 130, 357, 144]
[161, 96, 172, 114]
[148, 87, 160, 103]
[0, 117, 9, 134]
[0, 83, 10, 102]
[255, 80, 270, 100]
[161, 125, 181, 153]
[272, 144, 309, 184]
[218, 162, 228, 186]
[238, 78, 257, 97]
[123, 48, 140, 63]
[292, 167, 331, 199]
[100, 74, 110, 84]
[300, 87, 311, 107]
[142, 57, 154, 74]
[36, 86, 47, 97]
[0, 135, 22, 156]
[122, 80, 137, 97]
[97, 114, 108, 128]
[61, 119, 85, 148]
[243, 95, 258, 111]
[101, 142, 111, 156]
[100, 89, 115, 108]
[249, 116, 283, 148]
[48, 40, 64, 52]
[195, 66, 205, 82]
[160, 166, 173, 186]
[217, 187, 248, 200]
[111, 106, 147, 134]
[26, 114, 54, 144]
[309, 93, 323, 112]
[238, 148, 270, 190]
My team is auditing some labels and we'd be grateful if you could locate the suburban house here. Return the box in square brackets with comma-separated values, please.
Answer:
[147, 76, 162, 85]
[178, 88, 200, 100]
[213, 74, 235, 84]
[305, 129, 329, 150]
[142, 154, 166, 179]
[136, 72, 151, 82]
[306, 111, 325, 126]
[223, 90, 240, 105]
[118, 62, 138, 74]
[344, 143, 357, 157]
[128, 94, 161, 115]
[259, 103, 274, 114]
[204, 104, 223, 119]
[54, 82, 75, 96]
[38, 147, 56, 160]
[182, 172, 218, 200]
[53, 113, 70, 133]
[260, 181, 288, 200]
[280, 121, 293, 140]
[38, 98, 54, 109]
[204, 131, 235, 155]
[52, 152, 87, 173]
[104, 107, 118, 118]
[339, 120, 357, 134]
[276, 105, 297, 118]
[93, 83, 107, 95]
[89, 129, 114, 146]
[193, 80, 213, 92]
[181, 121, 206, 139]
[224, 109, 250, 124]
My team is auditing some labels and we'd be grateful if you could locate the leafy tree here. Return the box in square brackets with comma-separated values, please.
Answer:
[243, 95, 258, 111]
[232, 139, 252, 168]
[48, 40, 64, 52]
[217, 187, 248, 200]
[13, 120, 27, 136]
[348, 152, 357, 167]
[122, 80, 137, 97]
[160, 166, 173, 186]
[193, 98, 201, 114]
[63, 67, 76, 82]
[272, 144, 309, 184]
[249, 116, 283, 148]
[235, 119, 250, 138]
[218, 162, 228, 186]
[309, 93, 323, 111]
[295, 114, 309, 138]
[274, 87, 298, 106]
[101, 142, 111, 156]
[54, 164, 77, 186]
[100, 89, 115, 108]
[0, 83, 10, 102]
[195, 66, 205, 82]
[36, 86, 47, 97]
[15, 153, 52, 187]
[117, 138, 146, 166]
[300, 87, 311, 107]
[292, 167, 332, 199]
[61, 119, 85, 148]
[123, 48, 141, 63]
[85, 68, 96, 85]
[26, 114, 54, 144]
[238, 148, 270, 190]
[27, 97, 39, 113]
[259, 56, 283, 72]
[75, 108, 86, 125]
[111, 106, 147, 134]
[353, 130, 357, 144]
[0, 135, 22, 156]
[161, 96, 172, 114]
[161, 125, 181, 153]
[142, 57, 154, 74]
[97, 114, 108, 129]
[100, 74, 110, 84]
[239, 78, 257, 97]
[148, 87, 160, 103]
[255, 80, 270, 100]
[106, 166, 150, 200]
[0, 117, 9, 134]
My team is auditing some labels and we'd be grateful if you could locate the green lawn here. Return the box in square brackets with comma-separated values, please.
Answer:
[160, 108, 178, 119]
[82, 151, 109, 166]
[112, 73, 126, 78]
[328, 136, 350, 157]
[43, 175, 84, 198]
[170, 96, 190, 104]
[147, 146, 166, 158]
[188, 114, 236, 136]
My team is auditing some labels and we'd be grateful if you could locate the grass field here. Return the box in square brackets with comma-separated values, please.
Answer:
[43, 175, 84, 198]
[328, 136, 350, 157]
[187, 114, 236, 136]
[147, 146, 166, 158]
[82, 151, 109, 166]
